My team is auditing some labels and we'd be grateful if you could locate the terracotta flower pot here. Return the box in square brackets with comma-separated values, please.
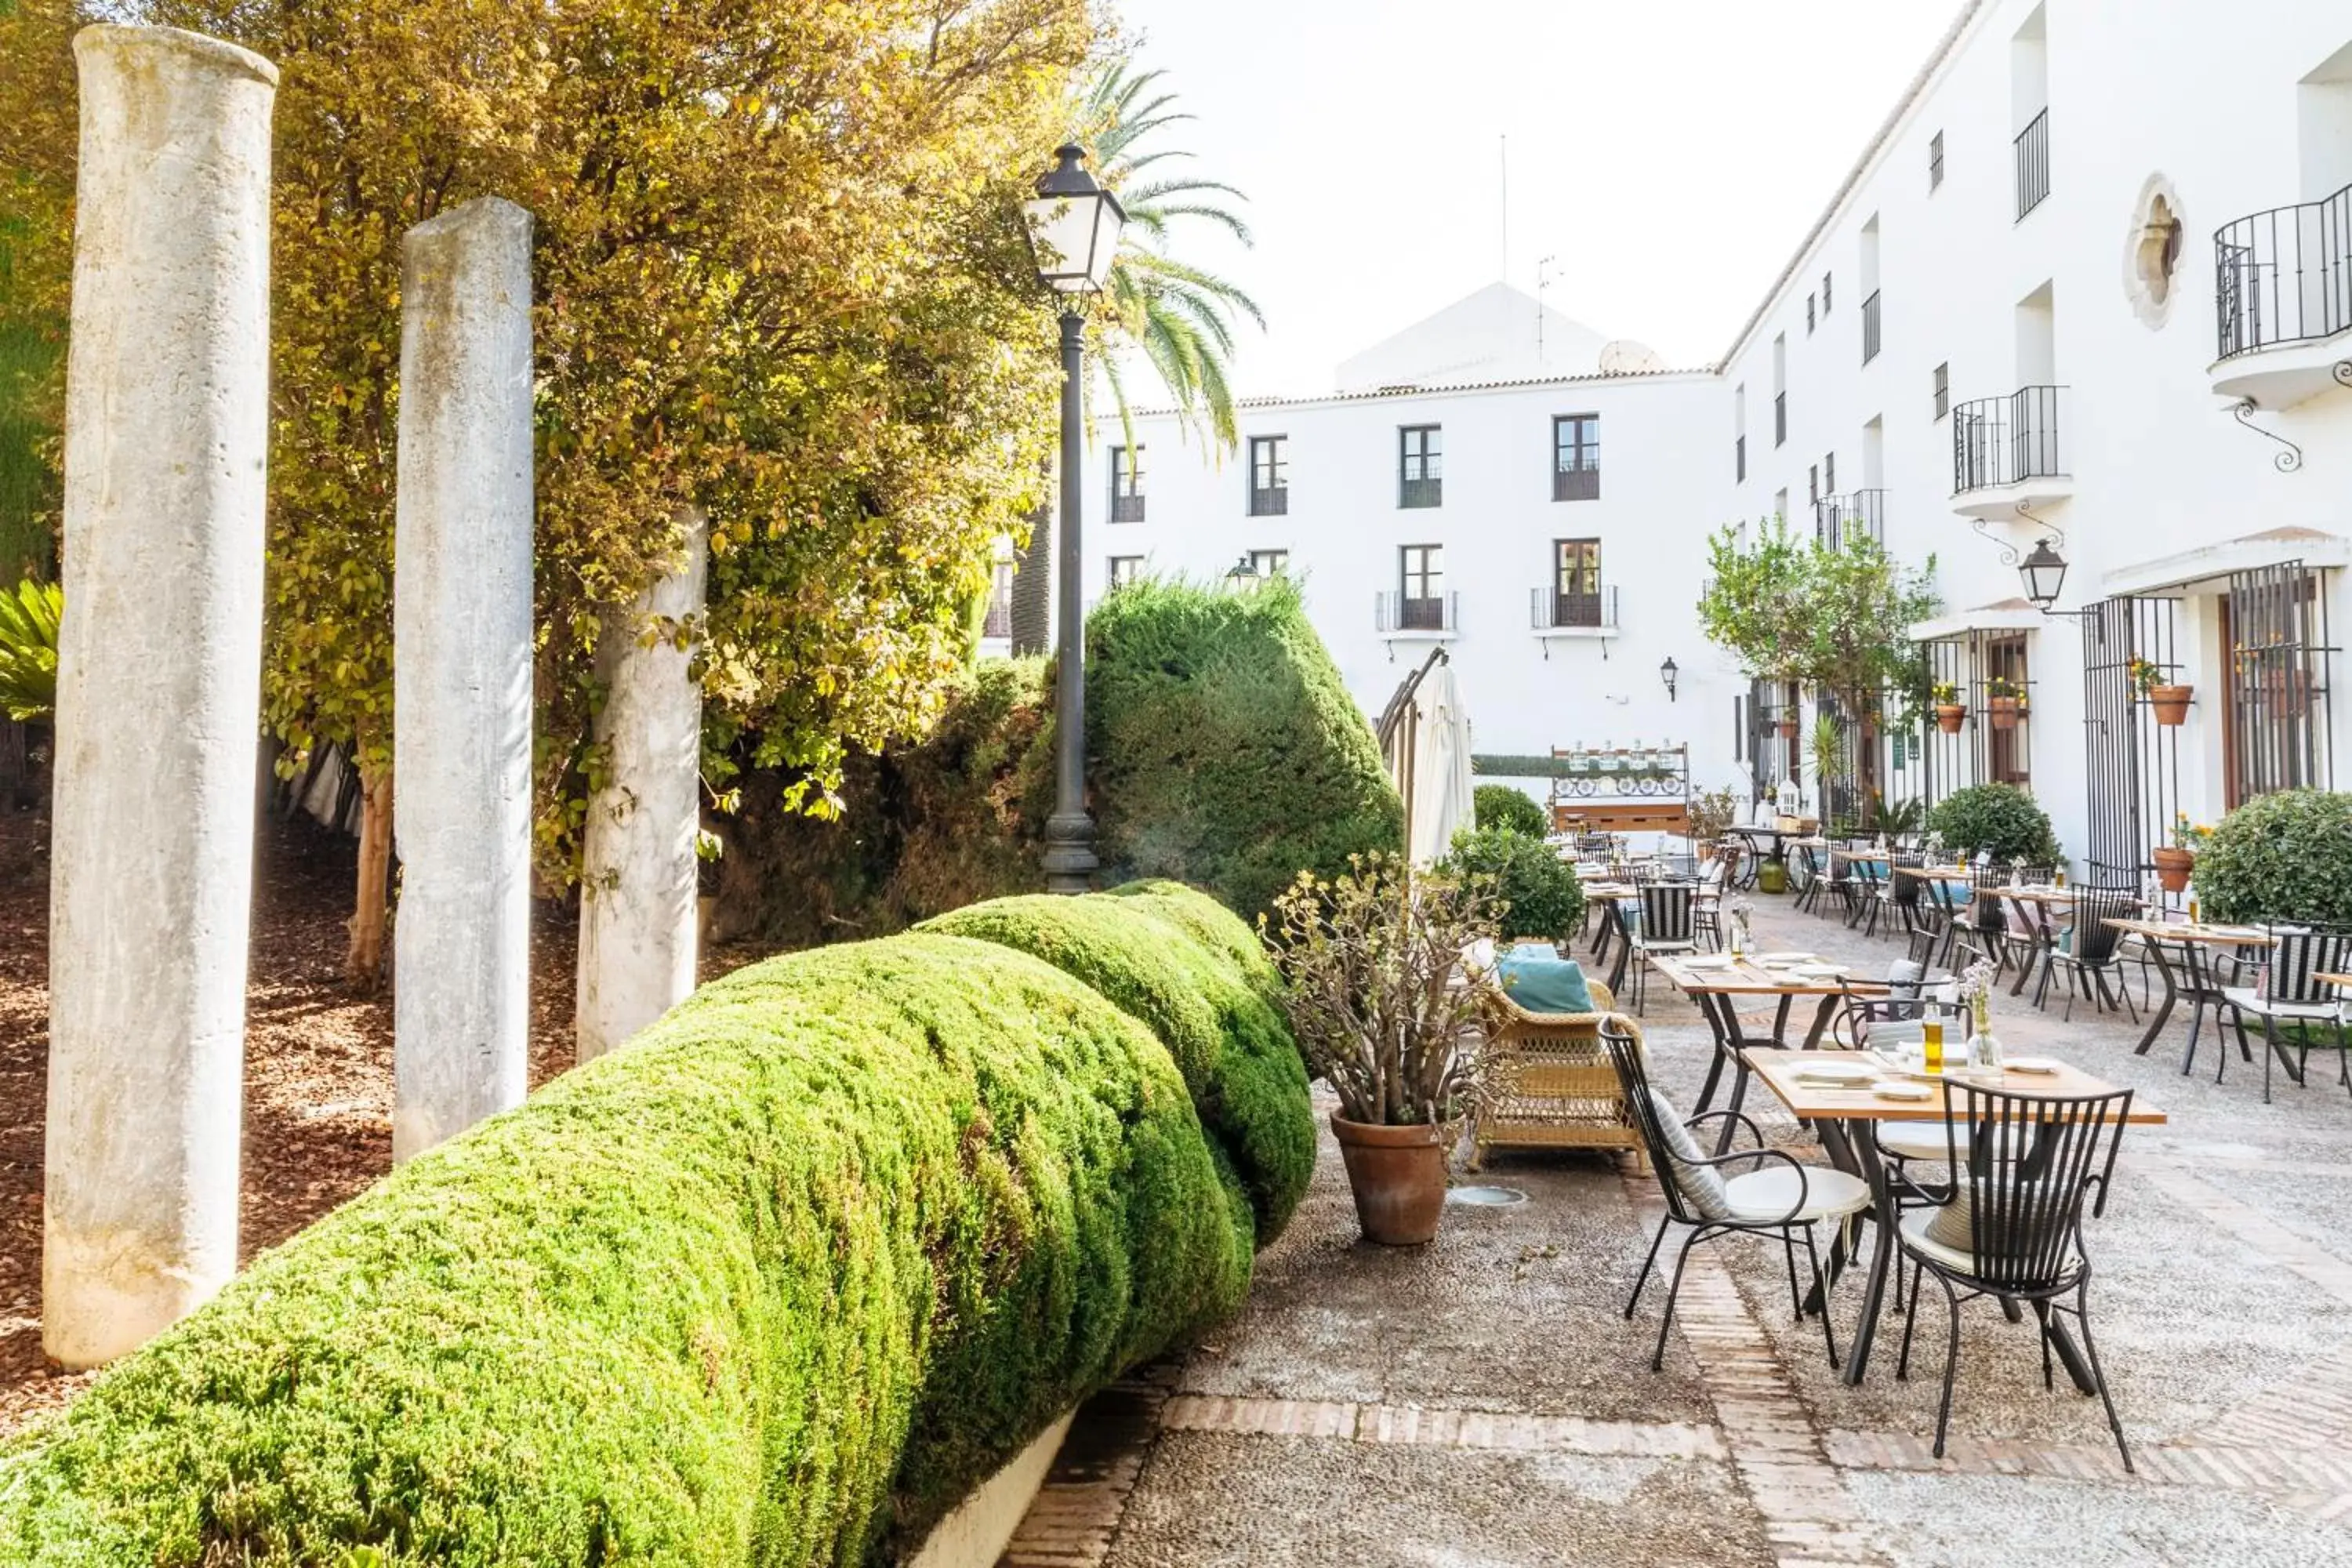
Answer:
[2152, 845, 2195, 894]
[1934, 703, 1966, 735]
[1987, 695, 2020, 731]
[1777, 717, 1799, 739]
[1330, 1114, 1455, 1246]
[2149, 684, 2192, 727]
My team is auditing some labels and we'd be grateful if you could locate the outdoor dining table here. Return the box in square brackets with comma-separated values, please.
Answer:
[2103, 918, 2273, 1057]
[1742, 1047, 2168, 1388]
[1649, 952, 1889, 1151]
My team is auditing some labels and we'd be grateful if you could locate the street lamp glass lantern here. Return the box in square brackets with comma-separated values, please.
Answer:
[2020, 538, 2068, 609]
[1660, 656, 1679, 700]
[1225, 554, 1259, 586]
[1024, 143, 1127, 294]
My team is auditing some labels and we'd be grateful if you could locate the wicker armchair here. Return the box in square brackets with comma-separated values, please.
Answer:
[1471, 976, 1645, 1171]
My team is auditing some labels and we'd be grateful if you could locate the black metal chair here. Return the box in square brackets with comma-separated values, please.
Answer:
[1958, 866, 2013, 980]
[2032, 886, 2143, 1024]
[1624, 882, 1699, 1014]
[1791, 841, 1826, 913]
[2216, 927, 2352, 1102]
[1602, 1025, 1871, 1372]
[1846, 854, 1889, 936]
[1893, 1080, 2136, 1470]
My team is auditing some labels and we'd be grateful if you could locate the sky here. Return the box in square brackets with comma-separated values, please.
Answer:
[1109, 0, 1962, 397]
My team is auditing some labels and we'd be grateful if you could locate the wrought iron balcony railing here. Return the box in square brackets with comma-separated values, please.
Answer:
[2015, 107, 2050, 220]
[1399, 475, 1443, 510]
[1530, 583, 1618, 631]
[1247, 485, 1289, 517]
[1773, 390, 1788, 447]
[1861, 289, 1882, 364]
[982, 593, 1012, 639]
[1735, 434, 1746, 481]
[1553, 464, 1600, 502]
[1109, 494, 1145, 524]
[1813, 489, 1886, 550]
[1376, 589, 1457, 634]
[1952, 386, 2066, 494]
[2215, 182, 2352, 361]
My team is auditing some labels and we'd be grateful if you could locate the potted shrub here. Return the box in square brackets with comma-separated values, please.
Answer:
[1776, 710, 1801, 739]
[1441, 825, 1586, 948]
[2151, 815, 2205, 895]
[1932, 681, 1966, 735]
[1265, 852, 1501, 1246]
[2192, 790, 2352, 924]
[2131, 655, 2191, 727]
[1472, 782, 1550, 838]
[1984, 675, 2024, 731]
[1925, 782, 2060, 865]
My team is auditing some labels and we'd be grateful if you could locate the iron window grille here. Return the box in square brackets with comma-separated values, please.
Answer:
[2212, 182, 2352, 361]
[1929, 130, 1944, 191]
[1862, 289, 1883, 365]
[1109, 445, 1145, 523]
[1824, 452, 1836, 495]
[1247, 434, 1290, 516]
[1933, 361, 1950, 420]
[2080, 595, 2183, 892]
[1808, 464, 1820, 506]
[2227, 560, 2336, 805]
[1399, 425, 1443, 509]
[1822, 272, 1832, 314]
[982, 561, 1014, 639]
[1774, 391, 1788, 447]
[2014, 107, 2051, 220]
[1951, 386, 2064, 495]
[1735, 434, 1747, 482]
[1813, 490, 1886, 550]
[1553, 414, 1601, 500]
[1918, 633, 2034, 812]
[1806, 293, 1817, 334]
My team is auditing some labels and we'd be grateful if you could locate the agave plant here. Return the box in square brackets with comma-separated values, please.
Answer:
[0, 575, 60, 720]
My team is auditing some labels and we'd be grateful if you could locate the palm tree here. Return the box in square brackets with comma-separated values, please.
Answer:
[1010, 57, 1262, 654]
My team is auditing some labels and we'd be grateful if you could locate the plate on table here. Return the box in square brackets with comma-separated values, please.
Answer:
[1791, 964, 1850, 980]
[1756, 952, 1817, 964]
[2004, 1057, 2063, 1076]
[1791, 1058, 1876, 1087]
[1681, 954, 1733, 971]
[1874, 1081, 1935, 1103]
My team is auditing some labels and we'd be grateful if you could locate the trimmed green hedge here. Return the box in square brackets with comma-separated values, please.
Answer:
[1472, 784, 1548, 838]
[922, 882, 1314, 1240]
[1925, 782, 2059, 865]
[2194, 789, 2352, 927]
[0, 895, 1295, 1565]
[1087, 577, 1403, 921]
[1440, 825, 1586, 942]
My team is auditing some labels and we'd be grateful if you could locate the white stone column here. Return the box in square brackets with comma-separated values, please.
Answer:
[577, 512, 708, 1061]
[391, 198, 535, 1161]
[45, 25, 278, 1370]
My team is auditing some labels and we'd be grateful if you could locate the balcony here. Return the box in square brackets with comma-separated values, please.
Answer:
[1861, 289, 1882, 365]
[1529, 584, 1620, 648]
[2210, 182, 2352, 408]
[1951, 385, 2072, 517]
[1110, 494, 1145, 524]
[1376, 590, 1457, 637]
[2014, 107, 2050, 220]
[1248, 485, 1289, 517]
[1399, 476, 1443, 510]
[1553, 465, 1600, 503]
[1813, 489, 1886, 550]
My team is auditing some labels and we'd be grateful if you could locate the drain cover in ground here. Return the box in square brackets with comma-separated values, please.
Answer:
[1446, 1185, 1528, 1207]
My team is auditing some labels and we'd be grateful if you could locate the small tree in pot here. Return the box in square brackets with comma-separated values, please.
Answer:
[1264, 851, 1502, 1245]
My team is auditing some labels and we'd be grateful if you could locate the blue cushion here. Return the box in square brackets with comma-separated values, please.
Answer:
[1497, 951, 1595, 1014]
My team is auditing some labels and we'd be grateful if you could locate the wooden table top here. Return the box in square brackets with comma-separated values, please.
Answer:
[1890, 862, 1976, 880]
[1743, 1047, 2168, 1124]
[2107, 918, 2275, 947]
[1651, 953, 1886, 997]
[2315, 972, 2352, 989]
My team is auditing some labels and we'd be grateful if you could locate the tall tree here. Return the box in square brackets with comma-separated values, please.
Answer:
[1008, 53, 1261, 655]
[2, 0, 1098, 983]
[0, 0, 72, 582]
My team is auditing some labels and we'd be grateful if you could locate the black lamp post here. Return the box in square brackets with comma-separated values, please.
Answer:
[1023, 144, 1127, 894]
[1660, 655, 1679, 702]
[2019, 537, 2069, 611]
[1225, 554, 1260, 589]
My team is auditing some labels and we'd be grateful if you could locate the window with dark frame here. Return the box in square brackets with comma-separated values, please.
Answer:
[1806, 293, 1817, 334]
[1808, 463, 1820, 506]
[1248, 549, 1289, 578]
[1552, 413, 1601, 500]
[1824, 452, 1836, 495]
[1822, 272, 1833, 314]
[1107, 554, 1144, 586]
[1933, 361, 1950, 420]
[1109, 445, 1145, 523]
[1554, 538, 1602, 628]
[1399, 543, 1444, 630]
[1247, 434, 1289, 516]
[1929, 129, 1945, 191]
[1399, 426, 1443, 508]
[983, 559, 1014, 638]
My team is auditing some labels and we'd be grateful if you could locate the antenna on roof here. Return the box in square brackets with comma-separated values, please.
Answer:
[1537, 255, 1558, 365]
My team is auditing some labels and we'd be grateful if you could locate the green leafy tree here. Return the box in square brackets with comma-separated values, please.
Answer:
[1473, 782, 1548, 838]
[0, 0, 73, 581]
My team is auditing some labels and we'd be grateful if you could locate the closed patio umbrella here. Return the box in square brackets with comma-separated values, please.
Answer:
[1408, 662, 1475, 866]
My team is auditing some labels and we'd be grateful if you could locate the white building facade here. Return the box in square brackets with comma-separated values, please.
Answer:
[1005, 0, 2352, 886]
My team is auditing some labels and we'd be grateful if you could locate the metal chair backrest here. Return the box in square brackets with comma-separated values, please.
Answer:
[1969, 865, 2011, 933]
[2267, 928, 2352, 1006]
[1637, 881, 1697, 945]
[1839, 987, 1963, 1042]
[1599, 1025, 1708, 1226]
[2063, 887, 2137, 967]
[1791, 841, 1821, 890]
[1940, 1079, 2132, 1290]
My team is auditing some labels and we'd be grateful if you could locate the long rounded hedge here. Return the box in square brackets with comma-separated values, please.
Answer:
[2194, 789, 2352, 926]
[0, 887, 1301, 1566]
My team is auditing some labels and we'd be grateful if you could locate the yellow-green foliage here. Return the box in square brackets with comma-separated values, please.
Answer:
[0, 898, 1297, 1565]
[922, 881, 1314, 1239]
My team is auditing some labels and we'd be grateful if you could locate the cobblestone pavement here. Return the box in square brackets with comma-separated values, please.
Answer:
[1000, 892, 2352, 1566]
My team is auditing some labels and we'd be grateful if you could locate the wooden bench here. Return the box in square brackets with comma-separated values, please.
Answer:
[1552, 802, 1691, 837]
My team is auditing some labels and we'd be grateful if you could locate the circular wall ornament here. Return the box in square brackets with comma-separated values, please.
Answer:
[2124, 173, 2186, 329]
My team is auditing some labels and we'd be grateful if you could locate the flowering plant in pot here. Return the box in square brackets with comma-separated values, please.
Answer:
[1984, 675, 2025, 730]
[1264, 851, 1503, 1246]
[2129, 655, 2192, 726]
[1932, 681, 1966, 735]
[2154, 813, 2211, 894]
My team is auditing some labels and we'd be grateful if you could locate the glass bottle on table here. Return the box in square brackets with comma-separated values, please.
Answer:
[1922, 1018, 1945, 1075]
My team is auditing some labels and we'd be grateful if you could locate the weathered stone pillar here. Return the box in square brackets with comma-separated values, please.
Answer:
[576, 512, 708, 1061]
[45, 24, 278, 1370]
[391, 198, 535, 1161]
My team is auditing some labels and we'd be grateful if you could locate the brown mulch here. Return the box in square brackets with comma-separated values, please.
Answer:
[0, 797, 761, 1439]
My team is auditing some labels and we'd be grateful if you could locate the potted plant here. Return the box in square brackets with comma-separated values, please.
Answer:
[1265, 852, 1503, 1246]
[2154, 813, 2210, 895]
[1776, 710, 1801, 739]
[1984, 675, 2024, 731]
[2129, 655, 2191, 727]
[1932, 681, 1966, 735]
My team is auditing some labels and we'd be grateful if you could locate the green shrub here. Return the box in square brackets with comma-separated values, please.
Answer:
[1473, 784, 1548, 838]
[0, 905, 1285, 1566]
[1086, 576, 1403, 921]
[1440, 824, 1587, 942]
[2194, 790, 2352, 927]
[921, 881, 1314, 1239]
[1925, 782, 2058, 864]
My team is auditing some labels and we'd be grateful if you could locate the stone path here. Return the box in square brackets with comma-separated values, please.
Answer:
[1000, 894, 2352, 1566]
